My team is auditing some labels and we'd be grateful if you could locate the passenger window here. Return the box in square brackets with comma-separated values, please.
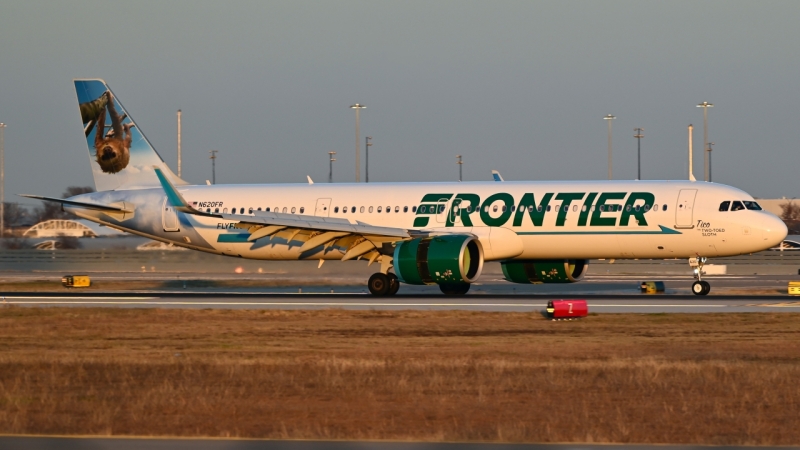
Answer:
[360, 206, 365, 213]
[581, 205, 587, 212]
[223, 208, 228, 214]
[644, 205, 650, 212]
[351, 207, 356, 213]
[387, 206, 391, 213]
[635, 205, 640, 211]
[395, 206, 399, 212]
[300, 207, 305, 213]
[731, 201, 746, 211]
[538, 206, 543, 212]
[719, 201, 730, 211]
[599, 205, 605, 212]
[257, 207, 262, 211]
[743, 201, 762, 211]
[240, 208, 245, 214]
[529, 206, 534, 212]
[215, 208, 219, 213]
[546, 205, 551, 212]
[663, 205, 667, 211]
[412, 206, 417, 213]
[291, 207, 296, 213]
[502, 206, 507, 212]
[483, 206, 489, 213]
[466, 206, 471, 213]
[626, 205, 632, 212]
[653, 204, 658, 211]
[343, 206, 348, 213]
[282, 207, 288, 213]
[404, 206, 408, 213]
[573, 205, 578, 212]
[378, 206, 383, 213]
[334, 207, 339, 213]
[510, 206, 515, 212]
[369, 206, 374, 213]
[265, 207, 270, 212]
[563, 205, 568, 212]
[206, 208, 211, 213]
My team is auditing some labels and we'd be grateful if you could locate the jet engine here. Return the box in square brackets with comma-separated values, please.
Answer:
[501, 259, 588, 283]
[394, 235, 484, 285]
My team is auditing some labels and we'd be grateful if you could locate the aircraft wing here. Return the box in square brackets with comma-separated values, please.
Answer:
[154, 168, 412, 261]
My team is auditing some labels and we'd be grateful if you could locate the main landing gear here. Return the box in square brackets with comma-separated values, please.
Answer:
[368, 272, 400, 296]
[690, 257, 711, 296]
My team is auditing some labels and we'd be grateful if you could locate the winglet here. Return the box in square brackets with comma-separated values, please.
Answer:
[492, 170, 504, 182]
[153, 166, 189, 209]
[307, 175, 314, 185]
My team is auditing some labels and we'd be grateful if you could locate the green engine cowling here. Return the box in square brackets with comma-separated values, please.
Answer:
[501, 259, 588, 283]
[393, 235, 484, 285]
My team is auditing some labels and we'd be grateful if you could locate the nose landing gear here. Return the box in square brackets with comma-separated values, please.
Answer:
[690, 257, 711, 295]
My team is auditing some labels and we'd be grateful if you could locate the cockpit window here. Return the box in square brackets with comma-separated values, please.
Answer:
[719, 201, 730, 212]
[730, 201, 746, 211]
[743, 201, 762, 211]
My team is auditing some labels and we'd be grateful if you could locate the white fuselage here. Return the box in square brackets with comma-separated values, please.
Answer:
[70, 179, 787, 261]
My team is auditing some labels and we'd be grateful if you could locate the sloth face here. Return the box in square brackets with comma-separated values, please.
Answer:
[95, 138, 130, 174]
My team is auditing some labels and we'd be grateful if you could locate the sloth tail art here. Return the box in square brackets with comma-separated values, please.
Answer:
[80, 92, 109, 137]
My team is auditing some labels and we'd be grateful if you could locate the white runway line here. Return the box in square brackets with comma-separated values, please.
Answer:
[2, 300, 746, 308]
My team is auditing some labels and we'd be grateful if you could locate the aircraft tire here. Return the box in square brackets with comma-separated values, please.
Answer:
[387, 273, 400, 296]
[692, 281, 710, 296]
[368, 273, 391, 296]
[439, 283, 470, 296]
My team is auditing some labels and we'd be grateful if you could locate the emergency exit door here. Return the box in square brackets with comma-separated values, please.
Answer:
[675, 189, 697, 229]
[315, 198, 332, 217]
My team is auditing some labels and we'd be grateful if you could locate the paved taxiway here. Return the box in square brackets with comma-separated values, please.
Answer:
[3, 292, 799, 313]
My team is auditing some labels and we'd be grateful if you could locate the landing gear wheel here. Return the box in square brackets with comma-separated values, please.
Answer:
[439, 283, 470, 296]
[387, 273, 400, 296]
[368, 273, 390, 296]
[692, 280, 710, 296]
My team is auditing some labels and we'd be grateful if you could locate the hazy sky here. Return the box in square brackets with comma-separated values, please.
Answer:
[2, 0, 800, 205]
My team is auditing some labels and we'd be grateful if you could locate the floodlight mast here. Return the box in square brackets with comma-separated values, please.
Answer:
[604, 114, 616, 179]
[350, 104, 366, 182]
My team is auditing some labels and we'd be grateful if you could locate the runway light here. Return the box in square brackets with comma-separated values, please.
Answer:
[235, 267, 244, 274]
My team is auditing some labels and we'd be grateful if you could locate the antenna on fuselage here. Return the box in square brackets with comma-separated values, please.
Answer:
[688, 124, 697, 182]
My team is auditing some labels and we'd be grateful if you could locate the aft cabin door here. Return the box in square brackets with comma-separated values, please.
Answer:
[315, 198, 331, 217]
[675, 189, 697, 229]
[162, 198, 180, 232]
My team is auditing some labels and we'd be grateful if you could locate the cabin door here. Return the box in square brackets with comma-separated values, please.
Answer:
[675, 189, 697, 229]
[162, 197, 180, 232]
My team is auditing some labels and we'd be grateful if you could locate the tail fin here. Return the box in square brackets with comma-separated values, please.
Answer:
[74, 79, 187, 191]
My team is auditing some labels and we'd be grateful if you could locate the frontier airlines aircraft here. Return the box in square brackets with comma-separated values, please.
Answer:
[24, 80, 787, 296]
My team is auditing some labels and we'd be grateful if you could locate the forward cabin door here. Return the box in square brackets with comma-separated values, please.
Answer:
[315, 198, 332, 217]
[675, 189, 697, 229]
[435, 198, 450, 224]
[162, 197, 180, 232]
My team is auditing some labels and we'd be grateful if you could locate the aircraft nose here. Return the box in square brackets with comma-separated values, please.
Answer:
[762, 213, 788, 248]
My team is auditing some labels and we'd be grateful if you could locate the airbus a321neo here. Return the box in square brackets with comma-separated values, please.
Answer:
[23, 80, 787, 296]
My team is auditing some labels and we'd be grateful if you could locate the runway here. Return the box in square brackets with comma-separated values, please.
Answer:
[3, 291, 800, 313]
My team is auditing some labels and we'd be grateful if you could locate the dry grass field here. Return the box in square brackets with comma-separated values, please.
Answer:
[0, 307, 798, 445]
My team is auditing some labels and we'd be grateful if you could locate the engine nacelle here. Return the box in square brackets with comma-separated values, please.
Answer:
[501, 259, 588, 283]
[394, 235, 484, 285]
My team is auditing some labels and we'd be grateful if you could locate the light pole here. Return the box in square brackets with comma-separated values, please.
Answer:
[177, 110, 182, 178]
[707, 142, 714, 182]
[604, 114, 616, 180]
[0, 123, 5, 239]
[365, 137, 372, 182]
[350, 104, 366, 182]
[209, 150, 218, 185]
[697, 101, 713, 182]
[328, 151, 336, 183]
[456, 155, 463, 182]
[634, 127, 644, 180]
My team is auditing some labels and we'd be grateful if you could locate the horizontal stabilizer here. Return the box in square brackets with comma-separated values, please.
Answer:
[18, 194, 133, 213]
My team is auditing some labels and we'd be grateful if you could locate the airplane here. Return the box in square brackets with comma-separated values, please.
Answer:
[23, 79, 788, 296]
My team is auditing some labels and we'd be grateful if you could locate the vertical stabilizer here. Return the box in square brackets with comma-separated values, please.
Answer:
[74, 79, 187, 191]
